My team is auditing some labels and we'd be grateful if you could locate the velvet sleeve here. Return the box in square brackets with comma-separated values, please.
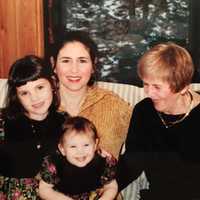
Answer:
[116, 99, 152, 191]
[40, 155, 59, 185]
[100, 155, 117, 186]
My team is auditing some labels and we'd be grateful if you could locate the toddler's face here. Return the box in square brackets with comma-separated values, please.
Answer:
[58, 130, 98, 167]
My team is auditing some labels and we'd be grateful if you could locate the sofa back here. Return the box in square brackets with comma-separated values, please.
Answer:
[0, 79, 146, 108]
[0, 79, 7, 107]
[1, 78, 200, 108]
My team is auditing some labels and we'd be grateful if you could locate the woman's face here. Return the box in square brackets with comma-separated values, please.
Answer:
[16, 78, 53, 120]
[55, 41, 94, 93]
[142, 76, 181, 113]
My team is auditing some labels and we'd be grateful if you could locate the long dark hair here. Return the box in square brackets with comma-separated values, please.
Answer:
[50, 30, 100, 86]
[3, 55, 60, 119]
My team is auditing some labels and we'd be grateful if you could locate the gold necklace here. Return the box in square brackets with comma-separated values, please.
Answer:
[157, 91, 193, 128]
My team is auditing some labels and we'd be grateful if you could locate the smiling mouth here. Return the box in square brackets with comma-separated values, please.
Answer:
[76, 156, 87, 162]
[67, 76, 81, 82]
[32, 102, 44, 108]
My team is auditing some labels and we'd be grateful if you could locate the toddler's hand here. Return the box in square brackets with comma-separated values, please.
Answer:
[98, 149, 112, 159]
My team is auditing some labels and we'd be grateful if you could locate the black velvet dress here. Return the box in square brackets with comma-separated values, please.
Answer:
[0, 110, 66, 200]
[40, 152, 117, 200]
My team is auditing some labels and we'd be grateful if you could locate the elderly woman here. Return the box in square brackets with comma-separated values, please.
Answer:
[117, 42, 200, 200]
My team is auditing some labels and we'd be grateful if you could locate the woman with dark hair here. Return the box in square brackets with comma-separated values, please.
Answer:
[0, 55, 68, 200]
[50, 30, 132, 159]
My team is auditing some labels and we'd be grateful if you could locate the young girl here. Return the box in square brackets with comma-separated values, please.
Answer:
[0, 55, 68, 200]
[39, 116, 118, 200]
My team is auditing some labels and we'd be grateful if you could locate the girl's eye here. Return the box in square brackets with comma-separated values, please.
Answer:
[37, 85, 44, 90]
[84, 144, 89, 147]
[154, 86, 161, 90]
[62, 59, 70, 63]
[19, 91, 28, 96]
[70, 145, 76, 148]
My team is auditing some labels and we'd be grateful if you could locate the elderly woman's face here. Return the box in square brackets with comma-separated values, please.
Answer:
[142, 76, 181, 113]
[55, 41, 94, 92]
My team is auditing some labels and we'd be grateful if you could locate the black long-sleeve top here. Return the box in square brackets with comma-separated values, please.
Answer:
[0, 110, 66, 178]
[117, 98, 200, 200]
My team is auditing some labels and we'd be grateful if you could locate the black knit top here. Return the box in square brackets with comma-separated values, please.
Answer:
[117, 98, 200, 199]
[0, 110, 66, 178]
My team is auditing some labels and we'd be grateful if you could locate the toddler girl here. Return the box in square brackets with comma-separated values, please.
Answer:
[39, 116, 118, 200]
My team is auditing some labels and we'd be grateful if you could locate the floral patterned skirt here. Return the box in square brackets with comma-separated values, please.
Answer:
[0, 176, 39, 200]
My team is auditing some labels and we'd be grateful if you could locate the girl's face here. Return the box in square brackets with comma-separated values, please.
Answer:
[58, 131, 98, 167]
[16, 78, 53, 120]
[143, 76, 182, 113]
[54, 41, 94, 93]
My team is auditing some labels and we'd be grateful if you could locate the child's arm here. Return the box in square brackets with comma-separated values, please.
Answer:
[39, 179, 73, 200]
[99, 179, 118, 200]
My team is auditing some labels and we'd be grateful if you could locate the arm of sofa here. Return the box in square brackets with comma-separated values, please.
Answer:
[0, 79, 8, 108]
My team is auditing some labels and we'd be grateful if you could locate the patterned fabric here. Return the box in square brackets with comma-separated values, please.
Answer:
[0, 176, 39, 200]
[39, 152, 117, 200]
[59, 85, 133, 158]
